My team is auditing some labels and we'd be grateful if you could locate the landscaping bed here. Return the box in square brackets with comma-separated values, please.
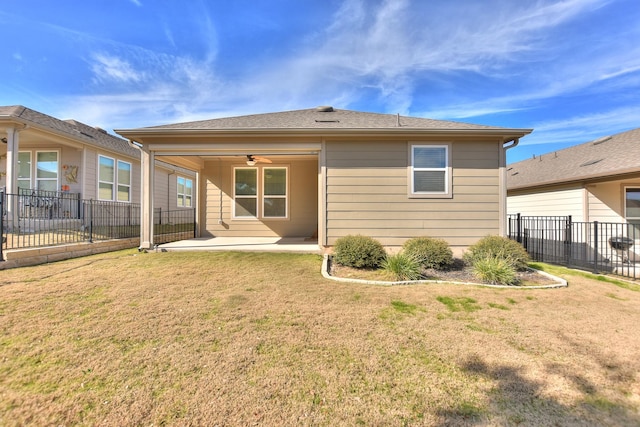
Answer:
[330, 257, 560, 286]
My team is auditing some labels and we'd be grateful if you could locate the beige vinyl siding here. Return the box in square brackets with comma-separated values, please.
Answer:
[507, 187, 585, 220]
[83, 149, 98, 200]
[60, 146, 83, 194]
[586, 180, 640, 223]
[201, 158, 317, 238]
[325, 140, 501, 249]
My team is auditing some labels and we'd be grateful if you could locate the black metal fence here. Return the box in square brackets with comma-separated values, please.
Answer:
[508, 214, 640, 279]
[1, 190, 196, 259]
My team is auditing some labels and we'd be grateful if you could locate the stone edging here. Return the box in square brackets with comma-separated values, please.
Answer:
[321, 255, 568, 289]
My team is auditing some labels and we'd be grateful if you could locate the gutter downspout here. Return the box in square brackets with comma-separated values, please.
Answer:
[500, 138, 519, 237]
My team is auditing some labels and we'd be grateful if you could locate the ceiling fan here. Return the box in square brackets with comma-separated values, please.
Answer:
[246, 155, 272, 165]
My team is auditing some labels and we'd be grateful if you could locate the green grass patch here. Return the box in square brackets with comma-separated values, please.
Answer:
[436, 296, 482, 312]
[487, 302, 510, 310]
[529, 262, 639, 292]
[390, 300, 419, 314]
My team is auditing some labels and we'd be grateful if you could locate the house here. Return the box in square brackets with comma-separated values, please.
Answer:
[507, 127, 640, 229]
[0, 105, 197, 230]
[116, 106, 531, 255]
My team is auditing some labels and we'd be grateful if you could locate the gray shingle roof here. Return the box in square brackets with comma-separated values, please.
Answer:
[0, 105, 139, 158]
[143, 107, 511, 131]
[507, 127, 640, 190]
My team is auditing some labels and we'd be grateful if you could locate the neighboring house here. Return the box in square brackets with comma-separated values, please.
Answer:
[116, 106, 532, 254]
[507, 127, 640, 230]
[0, 105, 196, 228]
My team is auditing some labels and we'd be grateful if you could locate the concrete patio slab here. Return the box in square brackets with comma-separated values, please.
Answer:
[156, 237, 322, 254]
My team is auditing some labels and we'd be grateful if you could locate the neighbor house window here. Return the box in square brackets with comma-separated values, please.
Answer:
[177, 176, 193, 207]
[17, 150, 59, 191]
[99, 155, 131, 201]
[625, 187, 640, 235]
[410, 144, 451, 197]
[117, 160, 131, 202]
[17, 152, 32, 190]
[233, 166, 288, 219]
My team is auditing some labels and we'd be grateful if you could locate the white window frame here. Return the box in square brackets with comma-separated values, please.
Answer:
[17, 150, 60, 192]
[232, 165, 289, 220]
[233, 167, 258, 219]
[262, 167, 288, 219]
[98, 155, 116, 201]
[117, 160, 132, 202]
[17, 151, 32, 190]
[98, 155, 132, 202]
[625, 187, 640, 237]
[409, 143, 452, 198]
[177, 176, 193, 208]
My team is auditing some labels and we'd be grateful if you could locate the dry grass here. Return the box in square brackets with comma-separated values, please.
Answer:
[1, 249, 639, 426]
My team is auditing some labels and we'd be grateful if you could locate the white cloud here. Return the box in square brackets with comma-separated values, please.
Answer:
[90, 53, 144, 84]
[521, 106, 640, 147]
[55, 0, 638, 135]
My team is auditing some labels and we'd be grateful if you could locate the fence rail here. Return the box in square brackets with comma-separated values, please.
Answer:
[1, 191, 195, 259]
[508, 214, 640, 280]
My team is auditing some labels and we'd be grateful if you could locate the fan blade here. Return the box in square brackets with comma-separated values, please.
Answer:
[253, 156, 272, 164]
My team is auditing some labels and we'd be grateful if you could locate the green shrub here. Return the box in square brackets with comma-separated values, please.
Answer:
[381, 253, 422, 281]
[472, 256, 518, 285]
[333, 235, 386, 269]
[402, 237, 454, 270]
[463, 235, 530, 271]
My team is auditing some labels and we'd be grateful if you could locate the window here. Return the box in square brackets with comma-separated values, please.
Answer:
[177, 176, 193, 207]
[263, 167, 287, 218]
[625, 188, 640, 220]
[99, 155, 131, 202]
[17, 152, 32, 190]
[36, 151, 59, 191]
[625, 188, 640, 235]
[410, 144, 451, 197]
[233, 166, 288, 219]
[17, 151, 59, 191]
[98, 156, 115, 200]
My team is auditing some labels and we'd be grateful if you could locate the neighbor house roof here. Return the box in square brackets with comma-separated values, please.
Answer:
[117, 107, 532, 139]
[507, 127, 640, 191]
[0, 105, 139, 158]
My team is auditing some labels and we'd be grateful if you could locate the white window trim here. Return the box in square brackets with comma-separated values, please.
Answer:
[117, 159, 132, 202]
[177, 176, 193, 208]
[233, 167, 258, 219]
[624, 186, 640, 220]
[232, 165, 289, 220]
[98, 155, 132, 202]
[17, 150, 60, 191]
[408, 143, 452, 199]
[98, 155, 116, 201]
[17, 151, 32, 190]
[262, 166, 288, 219]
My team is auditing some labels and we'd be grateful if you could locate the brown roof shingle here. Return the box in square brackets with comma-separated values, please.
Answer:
[144, 107, 510, 131]
[0, 105, 138, 158]
[507, 127, 640, 190]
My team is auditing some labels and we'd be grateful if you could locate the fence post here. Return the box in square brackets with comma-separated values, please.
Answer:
[88, 199, 94, 243]
[516, 213, 522, 243]
[593, 221, 599, 274]
[565, 215, 572, 265]
[192, 208, 196, 238]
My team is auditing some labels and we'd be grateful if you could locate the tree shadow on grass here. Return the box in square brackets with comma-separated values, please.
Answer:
[434, 355, 640, 426]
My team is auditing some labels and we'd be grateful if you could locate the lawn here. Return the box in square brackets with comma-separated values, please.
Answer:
[1, 249, 639, 426]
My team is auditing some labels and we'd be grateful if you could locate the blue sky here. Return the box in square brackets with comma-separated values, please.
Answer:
[1, 0, 639, 163]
